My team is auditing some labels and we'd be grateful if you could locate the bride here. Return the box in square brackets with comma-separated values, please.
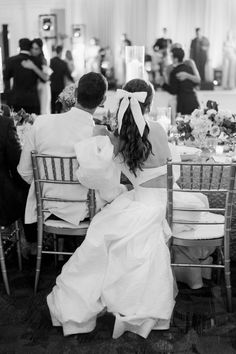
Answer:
[47, 79, 176, 339]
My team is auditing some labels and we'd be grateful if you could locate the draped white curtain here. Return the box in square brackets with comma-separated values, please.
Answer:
[66, 0, 236, 68]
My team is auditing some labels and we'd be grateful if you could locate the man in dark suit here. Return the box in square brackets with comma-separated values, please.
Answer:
[162, 47, 199, 115]
[190, 28, 210, 82]
[153, 28, 172, 53]
[3, 38, 43, 114]
[50, 45, 74, 113]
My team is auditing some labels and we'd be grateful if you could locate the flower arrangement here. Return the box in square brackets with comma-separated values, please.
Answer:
[13, 108, 36, 125]
[175, 100, 236, 146]
[101, 110, 118, 132]
[93, 109, 118, 132]
[10, 108, 36, 146]
[57, 83, 77, 112]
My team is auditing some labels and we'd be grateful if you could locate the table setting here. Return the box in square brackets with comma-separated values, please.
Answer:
[168, 100, 236, 163]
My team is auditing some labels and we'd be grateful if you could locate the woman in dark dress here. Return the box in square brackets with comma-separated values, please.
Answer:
[162, 47, 200, 115]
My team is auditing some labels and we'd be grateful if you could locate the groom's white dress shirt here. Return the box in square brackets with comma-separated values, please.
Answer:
[18, 107, 97, 225]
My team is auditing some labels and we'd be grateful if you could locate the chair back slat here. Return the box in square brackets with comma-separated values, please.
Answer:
[190, 164, 193, 189]
[43, 157, 49, 180]
[199, 164, 203, 189]
[208, 164, 214, 190]
[60, 157, 65, 181]
[179, 164, 184, 188]
[217, 165, 224, 190]
[51, 157, 57, 180]
[167, 159, 174, 226]
[69, 158, 74, 181]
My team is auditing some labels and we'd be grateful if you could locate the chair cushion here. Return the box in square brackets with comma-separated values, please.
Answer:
[172, 190, 209, 233]
[44, 219, 90, 229]
[173, 212, 225, 239]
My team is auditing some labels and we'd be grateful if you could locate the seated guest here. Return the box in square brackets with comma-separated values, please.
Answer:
[50, 45, 74, 113]
[17, 73, 124, 230]
[47, 79, 176, 338]
[0, 104, 36, 253]
[162, 47, 200, 115]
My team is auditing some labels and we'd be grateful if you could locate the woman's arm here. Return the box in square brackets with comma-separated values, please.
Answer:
[176, 59, 201, 84]
[21, 60, 49, 82]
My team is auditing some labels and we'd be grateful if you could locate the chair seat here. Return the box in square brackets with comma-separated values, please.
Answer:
[44, 219, 89, 229]
[44, 219, 90, 235]
[173, 212, 225, 240]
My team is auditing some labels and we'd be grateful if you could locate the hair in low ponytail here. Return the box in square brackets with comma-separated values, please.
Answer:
[115, 79, 154, 176]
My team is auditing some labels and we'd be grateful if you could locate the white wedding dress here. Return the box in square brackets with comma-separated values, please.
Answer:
[47, 131, 176, 339]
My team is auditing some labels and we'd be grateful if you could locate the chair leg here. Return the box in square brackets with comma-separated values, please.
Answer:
[34, 221, 43, 293]
[15, 221, 22, 271]
[58, 238, 64, 261]
[0, 230, 10, 295]
[224, 259, 232, 312]
[53, 234, 58, 266]
[216, 247, 222, 285]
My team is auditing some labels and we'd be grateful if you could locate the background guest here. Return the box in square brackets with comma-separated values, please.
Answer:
[31, 38, 51, 114]
[65, 50, 75, 82]
[116, 33, 132, 86]
[85, 37, 101, 73]
[162, 47, 199, 115]
[50, 45, 74, 113]
[222, 30, 236, 90]
[190, 28, 210, 82]
[3, 38, 45, 114]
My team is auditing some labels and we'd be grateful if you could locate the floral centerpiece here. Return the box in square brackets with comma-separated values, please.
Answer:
[99, 110, 118, 132]
[12, 108, 36, 126]
[11, 108, 36, 145]
[174, 100, 236, 148]
[57, 83, 77, 112]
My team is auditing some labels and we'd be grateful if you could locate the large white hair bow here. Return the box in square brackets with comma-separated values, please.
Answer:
[116, 89, 147, 136]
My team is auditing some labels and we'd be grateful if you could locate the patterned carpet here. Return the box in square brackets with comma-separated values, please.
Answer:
[0, 256, 236, 354]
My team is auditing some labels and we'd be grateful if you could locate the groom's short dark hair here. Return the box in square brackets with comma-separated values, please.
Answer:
[77, 72, 108, 109]
[19, 38, 31, 51]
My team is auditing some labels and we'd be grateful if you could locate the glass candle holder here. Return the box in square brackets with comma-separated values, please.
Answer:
[215, 145, 224, 155]
[125, 46, 145, 82]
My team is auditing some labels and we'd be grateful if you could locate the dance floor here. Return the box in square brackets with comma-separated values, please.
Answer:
[104, 88, 236, 113]
[0, 255, 236, 353]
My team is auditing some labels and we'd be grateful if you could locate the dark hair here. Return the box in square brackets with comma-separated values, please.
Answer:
[32, 38, 43, 49]
[65, 50, 73, 60]
[77, 72, 108, 109]
[196, 27, 200, 32]
[31, 38, 46, 64]
[0, 104, 11, 118]
[56, 45, 63, 55]
[115, 79, 154, 176]
[171, 47, 185, 62]
[19, 38, 31, 51]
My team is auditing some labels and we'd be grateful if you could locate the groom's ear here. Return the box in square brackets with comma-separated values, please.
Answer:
[99, 94, 107, 107]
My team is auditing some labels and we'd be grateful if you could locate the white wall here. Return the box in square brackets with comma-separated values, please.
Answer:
[0, 0, 66, 55]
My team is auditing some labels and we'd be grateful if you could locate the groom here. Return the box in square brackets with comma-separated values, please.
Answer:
[18, 72, 108, 233]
